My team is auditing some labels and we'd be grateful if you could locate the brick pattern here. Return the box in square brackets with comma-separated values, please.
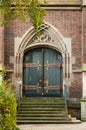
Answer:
[0, 27, 4, 63]
[70, 73, 82, 98]
[45, 10, 82, 70]
[4, 18, 31, 69]
[82, 8, 86, 63]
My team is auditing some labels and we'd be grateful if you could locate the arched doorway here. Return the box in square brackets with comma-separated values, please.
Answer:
[15, 23, 71, 99]
[23, 47, 63, 97]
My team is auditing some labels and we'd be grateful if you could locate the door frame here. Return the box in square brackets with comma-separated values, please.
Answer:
[14, 22, 71, 99]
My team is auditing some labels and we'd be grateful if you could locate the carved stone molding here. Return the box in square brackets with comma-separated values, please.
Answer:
[31, 31, 54, 44]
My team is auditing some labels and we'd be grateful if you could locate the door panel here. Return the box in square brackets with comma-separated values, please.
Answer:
[44, 49, 63, 96]
[23, 48, 63, 97]
[23, 49, 42, 96]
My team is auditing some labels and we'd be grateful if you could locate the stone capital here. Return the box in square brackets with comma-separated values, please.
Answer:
[82, 0, 86, 5]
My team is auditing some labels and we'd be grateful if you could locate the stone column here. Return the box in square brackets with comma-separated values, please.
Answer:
[83, 0, 86, 5]
[81, 98, 86, 121]
[81, 0, 86, 121]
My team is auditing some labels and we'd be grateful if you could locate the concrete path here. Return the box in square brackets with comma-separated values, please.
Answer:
[18, 122, 86, 130]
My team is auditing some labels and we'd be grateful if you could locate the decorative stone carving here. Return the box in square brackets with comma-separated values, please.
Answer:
[31, 31, 54, 43]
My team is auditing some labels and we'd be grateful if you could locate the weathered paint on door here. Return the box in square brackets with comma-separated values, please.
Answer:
[23, 48, 63, 97]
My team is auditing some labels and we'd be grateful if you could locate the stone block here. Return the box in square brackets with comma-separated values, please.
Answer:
[81, 98, 86, 121]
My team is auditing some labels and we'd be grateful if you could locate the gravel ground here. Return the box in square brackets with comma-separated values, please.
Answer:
[18, 122, 86, 130]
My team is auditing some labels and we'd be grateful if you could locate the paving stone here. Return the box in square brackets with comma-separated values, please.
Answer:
[18, 122, 86, 130]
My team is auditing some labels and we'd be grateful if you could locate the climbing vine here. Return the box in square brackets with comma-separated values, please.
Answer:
[0, 0, 46, 31]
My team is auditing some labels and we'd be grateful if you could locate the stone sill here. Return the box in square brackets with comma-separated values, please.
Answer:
[40, 0, 81, 5]
[41, 5, 81, 10]
[72, 70, 82, 73]
[6, 69, 14, 73]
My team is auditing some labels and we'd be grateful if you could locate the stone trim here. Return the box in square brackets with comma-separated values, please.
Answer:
[40, 0, 81, 5]
[42, 6, 81, 10]
[82, 0, 86, 6]
[82, 72, 86, 97]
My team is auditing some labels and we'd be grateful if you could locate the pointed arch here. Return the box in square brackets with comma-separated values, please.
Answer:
[17, 22, 68, 55]
[15, 22, 71, 98]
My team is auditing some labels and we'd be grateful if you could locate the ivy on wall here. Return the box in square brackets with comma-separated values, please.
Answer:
[0, 0, 46, 32]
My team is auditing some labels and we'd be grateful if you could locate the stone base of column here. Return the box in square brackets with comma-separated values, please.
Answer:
[81, 98, 86, 121]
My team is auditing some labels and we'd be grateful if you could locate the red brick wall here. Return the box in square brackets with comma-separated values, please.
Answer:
[82, 8, 86, 63]
[4, 9, 84, 98]
[4, 19, 31, 69]
[0, 27, 4, 64]
[45, 10, 82, 70]
[70, 73, 82, 98]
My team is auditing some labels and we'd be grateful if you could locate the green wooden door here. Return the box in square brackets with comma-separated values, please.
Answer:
[44, 48, 63, 96]
[23, 48, 63, 97]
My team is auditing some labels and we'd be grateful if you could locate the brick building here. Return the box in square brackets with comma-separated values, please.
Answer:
[0, 0, 86, 121]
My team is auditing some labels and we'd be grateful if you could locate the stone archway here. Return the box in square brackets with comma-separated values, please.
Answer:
[14, 22, 71, 98]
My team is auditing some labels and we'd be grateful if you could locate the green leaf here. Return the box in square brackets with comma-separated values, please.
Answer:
[0, 0, 46, 32]
[0, 69, 18, 130]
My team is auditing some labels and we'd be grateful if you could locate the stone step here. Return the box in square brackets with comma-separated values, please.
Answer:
[21, 97, 64, 102]
[17, 117, 69, 120]
[17, 120, 71, 124]
[18, 110, 66, 114]
[17, 97, 69, 124]
[18, 104, 65, 108]
[17, 113, 67, 117]
[18, 107, 65, 111]
[19, 102, 65, 105]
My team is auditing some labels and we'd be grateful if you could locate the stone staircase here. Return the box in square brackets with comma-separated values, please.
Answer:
[16, 97, 77, 124]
